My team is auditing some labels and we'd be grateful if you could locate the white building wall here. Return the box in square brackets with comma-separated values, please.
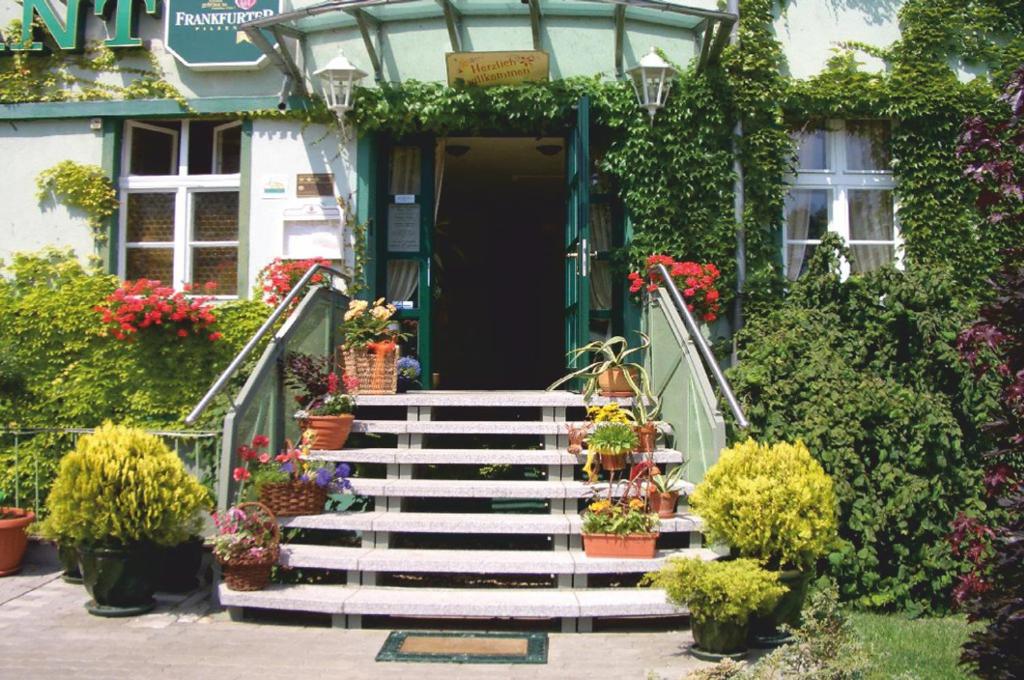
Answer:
[0, 120, 104, 266]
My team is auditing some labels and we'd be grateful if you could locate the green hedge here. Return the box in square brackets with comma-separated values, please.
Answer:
[727, 236, 997, 614]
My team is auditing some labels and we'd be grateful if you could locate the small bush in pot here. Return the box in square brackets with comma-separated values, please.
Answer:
[690, 439, 839, 646]
[641, 557, 785, 661]
[581, 498, 659, 558]
[587, 422, 639, 473]
[44, 422, 211, 616]
[0, 491, 35, 577]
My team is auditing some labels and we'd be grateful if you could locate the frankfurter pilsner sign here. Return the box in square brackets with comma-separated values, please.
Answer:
[165, 0, 282, 70]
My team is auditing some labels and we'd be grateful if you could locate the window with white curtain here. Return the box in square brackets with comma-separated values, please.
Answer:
[784, 120, 899, 280]
[119, 119, 242, 296]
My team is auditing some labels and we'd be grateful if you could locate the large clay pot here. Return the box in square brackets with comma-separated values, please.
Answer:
[596, 367, 639, 397]
[649, 491, 679, 519]
[0, 507, 34, 576]
[691, 617, 750, 660]
[79, 543, 156, 617]
[750, 568, 812, 648]
[301, 414, 354, 450]
[582, 532, 659, 558]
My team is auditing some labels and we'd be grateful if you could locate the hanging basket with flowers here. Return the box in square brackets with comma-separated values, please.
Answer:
[340, 298, 409, 395]
[211, 502, 280, 591]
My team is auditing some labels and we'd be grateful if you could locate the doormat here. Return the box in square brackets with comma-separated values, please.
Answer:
[375, 631, 548, 664]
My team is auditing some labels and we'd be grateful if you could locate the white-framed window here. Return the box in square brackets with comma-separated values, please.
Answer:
[783, 119, 900, 280]
[119, 119, 243, 296]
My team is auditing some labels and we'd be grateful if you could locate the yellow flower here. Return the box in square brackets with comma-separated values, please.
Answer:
[374, 297, 386, 306]
[370, 305, 391, 320]
[588, 499, 612, 514]
[628, 498, 645, 511]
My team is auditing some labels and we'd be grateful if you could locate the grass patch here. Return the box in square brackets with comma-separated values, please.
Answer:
[850, 611, 976, 679]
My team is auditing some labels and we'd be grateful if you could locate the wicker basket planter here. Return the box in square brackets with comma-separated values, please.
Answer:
[301, 414, 354, 450]
[341, 344, 397, 395]
[582, 532, 659, 558]
[217, 503, 280, 592]
[258, 480, 327, 517]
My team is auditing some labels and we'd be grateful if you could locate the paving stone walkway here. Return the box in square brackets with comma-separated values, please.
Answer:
[0, 542, 712, 680]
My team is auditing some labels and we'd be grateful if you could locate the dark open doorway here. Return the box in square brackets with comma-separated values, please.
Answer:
[432, 137, 566, 390]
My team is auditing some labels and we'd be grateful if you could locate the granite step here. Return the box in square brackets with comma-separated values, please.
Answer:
[351, 420, 673, 436]
[281, 511, 703, 535]
[347, 478, 695, 499]
[311, 447, 684, 466]
[218, 583, 688, 619]
[280, 544, 718, 574]
[353, 390, 635, 408]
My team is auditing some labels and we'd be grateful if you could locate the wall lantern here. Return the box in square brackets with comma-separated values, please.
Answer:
[626, 48, 677, 122]
[314, 51, 367, 119]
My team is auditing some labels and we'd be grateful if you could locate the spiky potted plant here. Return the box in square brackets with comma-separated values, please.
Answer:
[631, 388, 662, 453]
[548, 334, 652, 398]
[648, 465, 686, 519]
[0, 491, 34, 576]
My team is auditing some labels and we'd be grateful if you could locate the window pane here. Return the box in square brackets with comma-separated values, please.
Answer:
[850, 244, 895, 274]
[387, 260, 419, 308]
[845, 120, 891, 171]
[188, 120, 241, 175]
[129, 123, 179, 175]
[191, 247, 238, 295]
[784, 189, 829, 241]
[126, 248, 173, 283]
[786, 243, 817, 281]
[215, 125, 241, 174]
[590, 260, 612, 311]
[193, 191, 239, 241]
[849, 190, 894, 241]
[126, 193, 175, 242]
[388, 146, 421, 195]
[792, 123, 827, 170]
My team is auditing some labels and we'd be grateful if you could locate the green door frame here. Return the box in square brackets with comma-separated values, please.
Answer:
[564, 95, 591, 371]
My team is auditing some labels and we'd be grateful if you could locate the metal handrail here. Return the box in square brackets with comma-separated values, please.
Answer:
[652, 262, 749, 429]
[184, 264, 351, 425]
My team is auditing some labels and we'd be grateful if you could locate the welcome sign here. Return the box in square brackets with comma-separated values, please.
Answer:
[446, 51, 550, 87]
[165, 0, 282, 70]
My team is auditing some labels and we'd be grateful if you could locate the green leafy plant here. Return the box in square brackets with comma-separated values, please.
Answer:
[548, 334, 652, 401]
[35, 161, 119, 240]
[586, 421, 638, 457]
[641, 557, 785, 625]
[41, 422, 211, 547]
[690, 439, 839, 571]
[581, 497, 658, 535]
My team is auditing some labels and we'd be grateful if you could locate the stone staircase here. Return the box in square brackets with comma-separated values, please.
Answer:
[218, 390, 714, 632]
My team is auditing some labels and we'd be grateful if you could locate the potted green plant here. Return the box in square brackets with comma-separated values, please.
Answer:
[43, 422, 211, 616]
[631, 388, 662, 453]
[286, 352, 357, 450]
[35, 521, 83, 584]
[648, 465, 686, 518]
[690, 439, 839, 647]
[0, 491, 35, 576]
[548, 334, 652, 398]
[641, 557, 786, 661]
[581, 498, 659, 558]
[586, 422, 639, 472]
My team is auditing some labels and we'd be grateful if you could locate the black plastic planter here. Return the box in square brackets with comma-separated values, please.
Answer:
[154, 536, 204, 593]
[751, 569, 812, 648]
[691, 617, 749, 661]
[79, 543, 156, 617]
[57, 542, 83, 584]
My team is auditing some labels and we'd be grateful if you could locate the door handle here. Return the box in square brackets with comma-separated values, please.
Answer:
[581, 238, 589, 277]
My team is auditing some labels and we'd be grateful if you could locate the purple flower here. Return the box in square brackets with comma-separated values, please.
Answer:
[314, 467, 333, 487]
[336, 463, 351, 478]
[279, 461, 295, 474]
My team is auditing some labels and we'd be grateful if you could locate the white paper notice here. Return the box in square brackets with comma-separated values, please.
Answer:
[388, 203, 421, 253]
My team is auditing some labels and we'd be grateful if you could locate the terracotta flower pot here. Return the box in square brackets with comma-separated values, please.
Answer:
[582, 532, 659, 558]
[649, 491, 679, 519]
[635, 423, 658, 453]
[302, 414, 354, 450]
[599, 452, 627, 472]
[0, 507, 35, 576]
[596, 367, 639, 397]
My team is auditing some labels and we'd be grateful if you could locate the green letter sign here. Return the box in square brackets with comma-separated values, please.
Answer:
[165, 0, 281, 70]
[15, 0, 158, 52]
[95, 0, 160, 48]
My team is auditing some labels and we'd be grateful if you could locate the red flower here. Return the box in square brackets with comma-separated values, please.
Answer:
[208, 332, 223, 341]
[251, 435, 270, 448]
[232, 467, 251, 482]
[177, 329, 188, 338]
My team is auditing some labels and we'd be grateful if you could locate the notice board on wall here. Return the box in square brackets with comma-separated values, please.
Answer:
[387, 203, 421, 253]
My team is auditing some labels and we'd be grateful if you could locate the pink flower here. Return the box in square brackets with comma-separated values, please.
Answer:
[258, 453, 271, 464]
[251, 434, 270, 448]
[232, 467, 250, 482]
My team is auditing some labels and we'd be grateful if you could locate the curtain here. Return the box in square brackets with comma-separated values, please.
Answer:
[795, 127, 827, 170]
[784, 191, 813, 280]
[389, 147, 421, 195]
[434, 139, 446, 224]
[848, 190, 895, 273]
[387, 260, 419, 304]
[589, 205, 612, 310]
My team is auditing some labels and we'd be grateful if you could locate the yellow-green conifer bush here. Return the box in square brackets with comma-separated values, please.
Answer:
[690, 439, 838, 571]
[43, 422, 211, 547]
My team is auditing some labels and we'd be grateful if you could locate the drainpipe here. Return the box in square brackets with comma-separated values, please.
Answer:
[728, 0, 745, 363]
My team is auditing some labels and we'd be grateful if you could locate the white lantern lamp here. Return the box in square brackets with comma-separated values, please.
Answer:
[626, 47, 677, 123]
[314, 52, 368, 119]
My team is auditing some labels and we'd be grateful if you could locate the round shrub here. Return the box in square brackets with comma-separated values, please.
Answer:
[43, 422, 211, 547]
[691, 439, 838, 571]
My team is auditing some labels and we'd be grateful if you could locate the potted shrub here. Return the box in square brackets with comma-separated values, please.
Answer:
[548, 334, 652, 398]
[641, 557, 785, 661]
[35, 521, 83, 584]
[44, 423, 211, 616]
[0, 491, 35, 576]
[690, 439, 838, 647]
[648, 466, 686, 519]
[233, 434, 352, 517]
[396, 356, 422, 393]
[211, 502, 280, 591]
[340, 298, 409, 395]
[587, 422, 638, 473]
[286, 352, 358, 450]
[581, 498, 659, 558]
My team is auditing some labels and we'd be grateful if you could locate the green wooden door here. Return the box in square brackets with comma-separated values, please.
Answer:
[376, 136, 435, 386]
[564, 96, 591, 369]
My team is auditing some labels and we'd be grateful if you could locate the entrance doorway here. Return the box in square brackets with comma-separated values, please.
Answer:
[432, 137, 566, 389]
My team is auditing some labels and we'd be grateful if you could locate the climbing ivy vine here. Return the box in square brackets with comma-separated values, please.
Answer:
[35, 160, 119, 242]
